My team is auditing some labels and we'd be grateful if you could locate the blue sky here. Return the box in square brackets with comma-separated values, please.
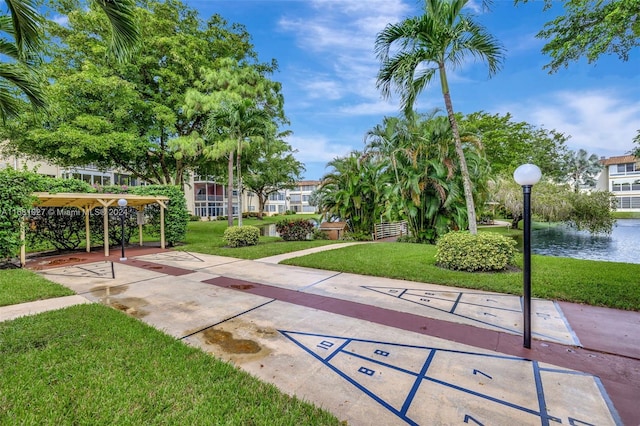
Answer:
[182, 0, 640, 180]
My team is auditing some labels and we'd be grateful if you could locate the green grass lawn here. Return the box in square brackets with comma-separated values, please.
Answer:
[177, 215, 340, 259]
[0, 269, 75, 307]
[281, 242, 640, 311]
[0, 304, 341, 425]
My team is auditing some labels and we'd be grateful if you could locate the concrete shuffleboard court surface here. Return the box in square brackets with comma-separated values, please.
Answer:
[135, 252, 580, 346]
[35, 256, 626, 425]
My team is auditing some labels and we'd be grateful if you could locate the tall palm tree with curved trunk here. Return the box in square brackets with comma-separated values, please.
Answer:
[205, 99, 272, 227]
[1, 0, 138, 120]
[376, 0, 504, 234]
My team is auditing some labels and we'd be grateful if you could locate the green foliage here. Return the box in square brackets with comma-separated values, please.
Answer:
[460, 111, 570, 180]
[243, 138, 304, 218]
[115, 185, 190, 247]
[490, 175, 616, 234]
[223, 225, 260, 247]
[317, 151, 390, 235]
[566, 191, 616, 234]
[342, 231, 373, 242]
[0, 168, 94, 258]
[4, 0, 268, 186]
[312, 228, 329, 240]
[516, 0, 640, 72]
[0, 168, 35, 259]
[275, 219, 315, 241]
[435, 231, 516, 272]
[375, 0, 505, 234]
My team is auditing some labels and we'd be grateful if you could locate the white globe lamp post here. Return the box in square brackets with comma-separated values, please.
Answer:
[513, 164, 541, 348]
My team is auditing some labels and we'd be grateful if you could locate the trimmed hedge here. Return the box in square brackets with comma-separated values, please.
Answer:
[435, 231, 516, 272]
[223, 226, 260, 247]
[0, 169, 95, 258]
[275, 219, 315, 241]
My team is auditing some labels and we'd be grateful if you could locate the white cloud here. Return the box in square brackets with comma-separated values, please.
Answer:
[51, 14, 69, 26]
[286, 134, 354, 163]
[502, 89, 640, 156]
[339, 99, 403, 116]
[278, 0, 412, 110]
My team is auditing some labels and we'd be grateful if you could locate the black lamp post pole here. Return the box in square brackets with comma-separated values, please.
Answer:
[522, 184, 532, 349]
[120, 205, 126, 261]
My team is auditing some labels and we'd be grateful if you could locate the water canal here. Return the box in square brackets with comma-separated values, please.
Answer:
[529, 219, 639, 264]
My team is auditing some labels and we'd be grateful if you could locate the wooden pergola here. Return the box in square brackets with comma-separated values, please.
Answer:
[20, 193, 169, 266]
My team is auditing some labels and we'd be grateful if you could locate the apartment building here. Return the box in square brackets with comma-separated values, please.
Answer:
[1, 152, 320, 217]
[597, 155, 640, 211]
[186, 177, 321, 218]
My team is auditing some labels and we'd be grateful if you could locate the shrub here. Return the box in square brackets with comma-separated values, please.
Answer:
[275, 219, 314, 241]
[342, 231, 373, 241]
[223, 226, 260, 247]
[312, 228, 329, 240]
[435, 231, 516, 272]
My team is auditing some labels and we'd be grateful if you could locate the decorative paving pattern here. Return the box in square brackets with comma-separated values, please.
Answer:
[280, 330, 620, 426]
[363, 286, 580, 345]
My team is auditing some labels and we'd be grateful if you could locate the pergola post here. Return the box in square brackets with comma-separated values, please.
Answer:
[157, 200, 167, 249]
[137, 208, 144, 246]
[84, 206, 91, 253]
[20, 220, 26, 267]
[97, 199, 116, 257]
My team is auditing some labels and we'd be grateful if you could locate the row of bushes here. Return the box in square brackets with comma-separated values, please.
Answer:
[0, 168, 189, 260]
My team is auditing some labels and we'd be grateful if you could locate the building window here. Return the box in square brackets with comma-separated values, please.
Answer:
[616, 196, 640, 209]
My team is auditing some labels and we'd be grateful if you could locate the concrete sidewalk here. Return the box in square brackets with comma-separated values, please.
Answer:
[4, 247, 638, 425]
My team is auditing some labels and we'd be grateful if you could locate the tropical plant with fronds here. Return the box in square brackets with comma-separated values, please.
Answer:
[365, 112, 489, 242]
[316, 152, 391, 236]
[375, 0, 504, 234]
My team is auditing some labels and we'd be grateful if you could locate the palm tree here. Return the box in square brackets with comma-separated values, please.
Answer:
[0, 0, 138, 120]
[365, 112, 488, 242]
[375, 0, 504, 234]
[565, 149, 603, 192]
[317, 152, 389, 235]
[204, 99, 272, 227]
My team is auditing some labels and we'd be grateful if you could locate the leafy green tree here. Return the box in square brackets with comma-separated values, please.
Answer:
[376, 0, 505, 234]
[0, 0, 138, 120]
[516, 0, 640, 72]
[490, 174, 615, 234]
[461, 111, 570, 180]
[564, 149, 603, 192]
[243, 138, 304, 219]
[3, 0, 264, 186]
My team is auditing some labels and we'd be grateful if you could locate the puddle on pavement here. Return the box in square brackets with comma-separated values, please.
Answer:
[46, 257, 87, 266]
[203, 329, 261, 354]
[105, 297, 149, 318]
[90, 285, 128, 297]
[230, 284, 255, 290]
